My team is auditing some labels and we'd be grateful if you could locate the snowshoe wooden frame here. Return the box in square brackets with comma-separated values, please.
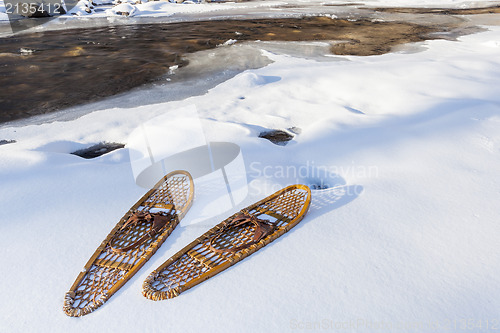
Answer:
[63, 170, 194, 317]
[142, 184, 311, 300]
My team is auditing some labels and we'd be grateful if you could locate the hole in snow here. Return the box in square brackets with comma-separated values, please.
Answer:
[71, 142, 125, 159]
[258, 129, 294, 146]
[0, 139, 16, 146]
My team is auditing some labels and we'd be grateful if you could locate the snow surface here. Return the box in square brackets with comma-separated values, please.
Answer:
[2, 0, 500, 24]
[1, 4, 500, 333]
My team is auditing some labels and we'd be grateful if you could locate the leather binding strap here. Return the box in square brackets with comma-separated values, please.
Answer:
[209, 210, 275, 253]
[110, 212, 171, 253]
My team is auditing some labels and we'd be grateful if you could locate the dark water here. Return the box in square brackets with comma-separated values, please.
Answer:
[0, 17, 446, 124]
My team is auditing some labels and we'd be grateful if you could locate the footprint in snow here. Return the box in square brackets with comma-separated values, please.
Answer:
[345, 106, 365, 115]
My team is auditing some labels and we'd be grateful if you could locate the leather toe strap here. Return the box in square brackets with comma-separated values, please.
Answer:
[110, 212, 171, 253]
[209, 211, 275, 254]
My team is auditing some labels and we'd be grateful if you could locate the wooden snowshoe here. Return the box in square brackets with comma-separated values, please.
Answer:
[142, 184, 311, 300]
[63, 170, 194, 317]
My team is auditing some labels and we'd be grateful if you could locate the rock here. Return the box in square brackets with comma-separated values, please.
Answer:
[71, 142, 125, 159]
[63, 46, 85, 57]
[258, 129, 294, 146]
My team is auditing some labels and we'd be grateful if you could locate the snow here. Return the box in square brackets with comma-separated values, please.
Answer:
[66, 0, 95, 16]
[1, 2, 500, 332]
[106, 2, 140, 16]
[53, 0, 500, 21]
[1, 0, 500, 24]
[0, 1, 8, 21]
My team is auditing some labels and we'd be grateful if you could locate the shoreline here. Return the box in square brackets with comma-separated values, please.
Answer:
[0, 6, 499, 127]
